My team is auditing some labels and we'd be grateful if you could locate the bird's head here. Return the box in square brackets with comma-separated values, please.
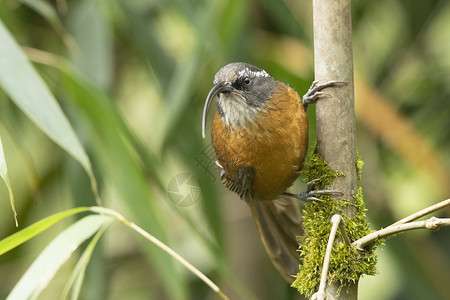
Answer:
[202, 62, 277, 138]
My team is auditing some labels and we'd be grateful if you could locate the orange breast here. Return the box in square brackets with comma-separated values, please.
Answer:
[211, 81, 308, 200]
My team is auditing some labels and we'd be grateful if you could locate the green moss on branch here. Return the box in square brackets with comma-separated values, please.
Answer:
[292, 149, 377, 297]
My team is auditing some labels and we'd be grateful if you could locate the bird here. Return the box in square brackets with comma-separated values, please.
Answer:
[201, 62, 341, 283]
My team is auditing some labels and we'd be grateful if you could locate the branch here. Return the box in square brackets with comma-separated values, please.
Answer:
[389, 198, 450, 227]
[312, 0, 357, 298]
[338, 216, 351, 247]
[353, 217, 450, 251]
[309, 200, 450, 297]
[353, 198, 450, 251]
[312, 215, 354, 300]
[313, 0, 357, 213]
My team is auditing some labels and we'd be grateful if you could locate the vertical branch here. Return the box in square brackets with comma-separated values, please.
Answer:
[313, 0, 357, 216]
[313, 0, 358, 299]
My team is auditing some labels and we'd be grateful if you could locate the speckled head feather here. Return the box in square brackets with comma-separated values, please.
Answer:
[213, 62, 271, 85]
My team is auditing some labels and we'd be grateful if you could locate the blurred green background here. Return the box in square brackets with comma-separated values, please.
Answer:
[0, 0, 449, 299]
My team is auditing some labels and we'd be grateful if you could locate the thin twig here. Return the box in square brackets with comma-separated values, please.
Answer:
[312, 215, 344, 300]
[90, 207, 229, 300]
[352, 217, 450, 251]
[337, 217, 351, 247]
[126, 221, 229, 299]
[389, 198, 450, 227]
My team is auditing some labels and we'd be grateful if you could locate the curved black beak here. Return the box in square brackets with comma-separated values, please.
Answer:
[202, 82, 233, 138]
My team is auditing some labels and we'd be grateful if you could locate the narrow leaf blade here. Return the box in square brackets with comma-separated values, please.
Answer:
[61, 221, 110, 300]
[0, 19, 96, 197]
[0, 207, 90, 256]
[0, 136, 17, 226]
[6, 215, 111, 300]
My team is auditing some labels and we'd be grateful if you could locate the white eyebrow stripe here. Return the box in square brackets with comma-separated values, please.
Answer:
[238, 67, 270, 79]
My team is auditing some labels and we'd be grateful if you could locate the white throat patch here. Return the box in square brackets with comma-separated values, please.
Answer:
[218, 94, 261, 128]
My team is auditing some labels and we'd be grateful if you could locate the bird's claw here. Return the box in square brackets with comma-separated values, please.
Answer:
[302, 80, 347, 110]
[284, 178, 343, 202]
[291, 190, 343, 202]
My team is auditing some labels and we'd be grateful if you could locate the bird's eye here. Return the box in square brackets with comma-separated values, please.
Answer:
[243, 77, 251, 86]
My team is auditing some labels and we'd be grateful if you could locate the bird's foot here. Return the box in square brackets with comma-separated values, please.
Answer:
[291, 189, 343, 202]
[302, 80, 346, 111]
[284, 179, 343, 202]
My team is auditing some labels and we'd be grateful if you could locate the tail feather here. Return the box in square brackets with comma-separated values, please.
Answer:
[248, 195, 303, 283]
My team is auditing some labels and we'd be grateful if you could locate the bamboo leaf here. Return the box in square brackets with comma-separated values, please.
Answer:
[0, 136, 17, 226]
[90, 206, 230, 300]
[0, 207, 90, 256]
[63, 72, 188, 300]
[20, 0, 64, 33]
[61, 220, 110, 300]
[0, 19, 98, 202]
[6, 215, 111, 300]
[67, 0, 113, 89]
[19, 0, 77, 53]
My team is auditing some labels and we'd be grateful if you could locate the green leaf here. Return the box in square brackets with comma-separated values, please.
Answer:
[63, 72, 188, 300]
[0, 19, 98, 202]
[67, 0, 113, 89]
[0, 136, 17, 226]
[20, 0, 65, 33]
[61, 220, 110, 300]
[162, 0, 222, 143]
[0, 207, 90, 256]
[18, 0, 77, 53]
[90, 206, 230, 300]
[6, 215, 111, 300]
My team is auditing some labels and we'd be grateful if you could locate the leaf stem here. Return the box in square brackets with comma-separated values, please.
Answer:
[90, 207, 229, 300]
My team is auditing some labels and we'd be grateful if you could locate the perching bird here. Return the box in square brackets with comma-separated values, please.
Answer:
[202, 62, 340, 282]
